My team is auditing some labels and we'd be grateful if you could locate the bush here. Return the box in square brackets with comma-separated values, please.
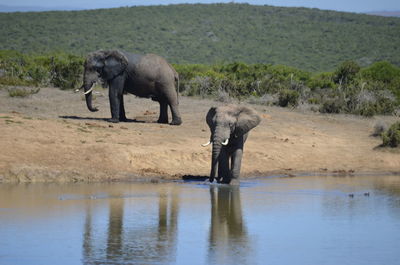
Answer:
[373, 120, 388, 137]
[319, 98, 345, 113]
[8, 87, 40, 97]
[0, 51, 399, 116]
[0, 51, 84, 89]
[278, 89, 299, 107]
[361, 61, 400, 84]
[333, 60, 360, 85]
[382, 122, 400, 147]
[353, 90, 396, 117]
[216, 89, 232, 103]
[50, 54, 84, 89]
[307, 72, 335, 90]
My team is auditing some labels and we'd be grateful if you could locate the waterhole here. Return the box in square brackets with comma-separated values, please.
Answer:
[1, 175, 399, 265]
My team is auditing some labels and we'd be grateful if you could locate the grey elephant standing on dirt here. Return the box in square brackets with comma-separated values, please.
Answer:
[82, 50, 182, 125]
[203, 105, 261, 184]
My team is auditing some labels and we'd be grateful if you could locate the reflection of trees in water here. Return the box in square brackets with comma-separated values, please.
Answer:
[82, 188, 179, 264]
[208, 186, 251, 264]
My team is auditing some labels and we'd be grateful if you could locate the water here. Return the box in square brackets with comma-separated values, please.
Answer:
[1, 175, 400, 265]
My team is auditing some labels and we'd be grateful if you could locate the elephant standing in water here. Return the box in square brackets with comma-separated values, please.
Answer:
[203, 105, 261, 184]
[82, 50, 182, 125]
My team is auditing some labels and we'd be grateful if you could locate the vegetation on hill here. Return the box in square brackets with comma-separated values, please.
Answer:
[1, 50, 399, 118]
[1, 3, 400, 71]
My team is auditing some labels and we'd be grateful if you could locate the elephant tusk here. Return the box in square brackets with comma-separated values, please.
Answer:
[221, 139, 229, 145]
[201, 141, 211, 147]
[83, 86, 94, 95]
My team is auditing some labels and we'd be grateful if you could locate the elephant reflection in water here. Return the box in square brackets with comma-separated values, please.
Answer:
[82, 189, 179, 264]
[208, 186, 251, 264]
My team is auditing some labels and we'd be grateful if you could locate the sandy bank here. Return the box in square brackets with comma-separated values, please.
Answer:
[0, 87, 399, 183]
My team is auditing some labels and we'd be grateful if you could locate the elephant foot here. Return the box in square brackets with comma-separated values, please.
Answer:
[170, 118, 182, 126]
[229, 179, 240, 186]
[219, 179, 230, 184]
[157, 119, 169, 124]
[109, 118, 120, 123]
[119, 117, 128, 122]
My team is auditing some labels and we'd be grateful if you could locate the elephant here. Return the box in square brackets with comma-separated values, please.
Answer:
[82, 50, 182, 125]
[203, 105, 261, 184]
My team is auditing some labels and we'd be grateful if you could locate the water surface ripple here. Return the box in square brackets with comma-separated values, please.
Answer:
[1, 175, 400, 265]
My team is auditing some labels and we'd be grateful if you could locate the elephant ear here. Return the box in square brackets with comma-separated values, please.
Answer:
[102, 50, 128, 80]
[234, 106, 261, 136]
[206, 107, 217, 129]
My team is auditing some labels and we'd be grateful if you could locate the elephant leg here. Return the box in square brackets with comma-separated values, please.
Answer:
[157, 101, 169, 124]
[230, 148, 244, 182]
[218, 149, 230, 184]
[162, 84, 182, 125]
[108, 76, 125, 123]
[169, 103, 182, 126]
[119, 94, 127, 122]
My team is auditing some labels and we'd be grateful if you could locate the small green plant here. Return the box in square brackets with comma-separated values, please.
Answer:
[382, 122, 400, 147]
[8, 87, 40, 97]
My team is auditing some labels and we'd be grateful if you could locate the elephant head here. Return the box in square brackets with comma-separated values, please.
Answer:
[204, 105, 261, 183]
[82, 50, 128, 112]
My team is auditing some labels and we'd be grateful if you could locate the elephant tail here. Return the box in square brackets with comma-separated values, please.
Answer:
[175, 72, 180, 104]
[169, 63, 180, 104]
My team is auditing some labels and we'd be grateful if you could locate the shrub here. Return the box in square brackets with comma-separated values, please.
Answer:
[354, 90, 396, 116]
[382, 122, 400, 147]
[361, 61, 400, 84]
[216, 89, 232, 103]
[333, 60, 360, 85]
[0, 52, 84, 89]
[50, 54, 84, 89]
[308, 97, 320, 104]
[278, 89, 299, 107]
[0, 76, 34, 86]
[319, 98, 345, 113]
[307, 72, 335, 90]
[8, 87, 40, 97]
[26, 64, 49, 85]
[183, 76, 212, 97]
[372, 120, 388, 137]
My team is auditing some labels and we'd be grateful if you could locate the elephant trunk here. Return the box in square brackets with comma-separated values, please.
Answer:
[210, 142, 222, 183]
[83, 71, 99, 112]
[209, 126, 230, 183]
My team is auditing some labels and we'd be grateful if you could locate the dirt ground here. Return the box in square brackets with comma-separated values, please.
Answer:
[0, 86, 399, 183]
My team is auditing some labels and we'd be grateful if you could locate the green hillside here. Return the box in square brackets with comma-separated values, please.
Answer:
[1, 3, 400, 71]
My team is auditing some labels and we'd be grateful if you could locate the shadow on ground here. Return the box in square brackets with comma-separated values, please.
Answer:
[182, 175, 209, 181]
[59, 116, 145, 123]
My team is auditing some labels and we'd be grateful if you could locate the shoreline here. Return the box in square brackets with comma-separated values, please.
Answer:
[2, 166, 400, 184]
[1, 87, 399, 184]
